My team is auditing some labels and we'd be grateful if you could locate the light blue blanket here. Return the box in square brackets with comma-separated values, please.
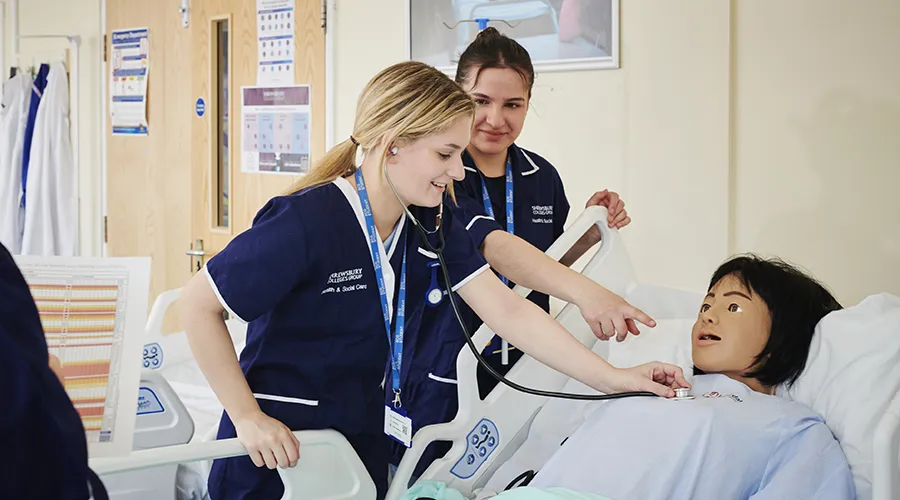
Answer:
[400, 481, 610, 500]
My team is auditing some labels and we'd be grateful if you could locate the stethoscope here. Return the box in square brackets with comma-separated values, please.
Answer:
[381, 162, 667, 402]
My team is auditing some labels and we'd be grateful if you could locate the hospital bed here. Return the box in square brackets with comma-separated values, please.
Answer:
[88, 206, 900, 500]
[92, 289, 377, 500]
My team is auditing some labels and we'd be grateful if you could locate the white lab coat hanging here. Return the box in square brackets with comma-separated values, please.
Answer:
[21, 61, 77, 256]
[0, 74, 32, 254]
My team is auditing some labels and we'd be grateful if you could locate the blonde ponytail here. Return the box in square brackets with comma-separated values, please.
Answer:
[288, 61, 474, 195]
[287, 138, 359, 193]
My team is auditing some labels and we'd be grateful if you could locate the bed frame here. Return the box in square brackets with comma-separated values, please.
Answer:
[88, 206, 899, 500]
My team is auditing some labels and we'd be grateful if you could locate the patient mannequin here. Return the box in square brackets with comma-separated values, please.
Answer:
[498, 255, 855, 500]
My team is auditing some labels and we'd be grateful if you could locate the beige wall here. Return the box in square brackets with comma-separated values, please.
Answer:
[732, 0, 900, 306]
[5, 0, 898, 306]
[332, 0, 900, 306]
[2, 0, 103, 257]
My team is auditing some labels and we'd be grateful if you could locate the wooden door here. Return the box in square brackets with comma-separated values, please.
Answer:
[189, 0, 326, 272]
[105, 0, 326, 332]
[105, 0, 193, 332]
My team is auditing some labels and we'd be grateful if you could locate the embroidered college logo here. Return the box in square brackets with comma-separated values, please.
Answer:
[321, 268, 367, 295]
[531, 205, 553, 224]
[327, 268, 363, 284]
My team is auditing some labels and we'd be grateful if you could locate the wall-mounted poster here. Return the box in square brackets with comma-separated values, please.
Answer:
[407, 0, 618, 73]
[241, 85, 311, 175]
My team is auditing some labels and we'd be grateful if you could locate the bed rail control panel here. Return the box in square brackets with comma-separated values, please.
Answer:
[132, 370, 195, 450]
[143, 342, 164, 370]
[99, 371, 197, 500]
[451, 418, 500, 479]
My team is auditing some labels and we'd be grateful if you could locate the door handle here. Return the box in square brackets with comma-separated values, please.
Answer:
[186, 239, 208, 273]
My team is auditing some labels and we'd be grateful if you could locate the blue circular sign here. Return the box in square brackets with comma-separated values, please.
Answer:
[196, 97, 206, 117]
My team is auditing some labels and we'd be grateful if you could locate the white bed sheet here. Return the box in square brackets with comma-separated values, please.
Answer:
[478, 318, 695, 495]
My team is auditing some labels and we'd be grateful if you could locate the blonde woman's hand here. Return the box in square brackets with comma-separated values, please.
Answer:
[601, 362, 691, 398]
[576, 286, 656, 343]
[233, 411, 301, 469]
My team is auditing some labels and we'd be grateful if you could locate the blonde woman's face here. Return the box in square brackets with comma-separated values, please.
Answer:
[385, 116, 472, 208]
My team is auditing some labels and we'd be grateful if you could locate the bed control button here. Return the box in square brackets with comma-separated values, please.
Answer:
[451, 418, 500, 479]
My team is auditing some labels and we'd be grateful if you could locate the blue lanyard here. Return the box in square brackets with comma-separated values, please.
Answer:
[355, 169, 407, 407]
[479, 157, 514, 285]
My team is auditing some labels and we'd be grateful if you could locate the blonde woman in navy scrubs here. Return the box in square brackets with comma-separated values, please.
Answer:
[179, 61, 689, 499]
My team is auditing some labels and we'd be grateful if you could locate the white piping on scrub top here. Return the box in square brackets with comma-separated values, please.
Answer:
[417, 247, 438, 259]
[253, 393, 319, 406]
[428, 373, 458, 385]
[519, 151, 541, 176]
[203, 264, 248, 324]
[466, 215, 495, 231]
[451, 264, 490, 293]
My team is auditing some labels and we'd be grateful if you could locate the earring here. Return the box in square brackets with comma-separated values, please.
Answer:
[390, 146, 399, 156]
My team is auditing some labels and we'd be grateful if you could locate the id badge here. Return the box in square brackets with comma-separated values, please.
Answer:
[384, 406, 413, 448]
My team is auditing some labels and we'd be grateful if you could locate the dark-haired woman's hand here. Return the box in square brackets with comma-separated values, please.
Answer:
[585, 189, 630, 230]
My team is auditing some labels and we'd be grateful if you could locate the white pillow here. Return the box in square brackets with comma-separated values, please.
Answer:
[606, 318, 695, 383]
[782, 293, 900, 500]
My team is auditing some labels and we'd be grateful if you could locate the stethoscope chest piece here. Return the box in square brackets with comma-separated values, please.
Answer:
[673, 387, 694, 400]
[425, 261, 444, 307]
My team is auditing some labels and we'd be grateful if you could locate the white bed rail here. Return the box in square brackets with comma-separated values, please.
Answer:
[107, 287, 372, 498]
[90, 430, 377, 499]
[387, 206, 628, 499]
[145, 288, 181, 338]
[873, 389, 900, 500]
[141, 288, 246, 371]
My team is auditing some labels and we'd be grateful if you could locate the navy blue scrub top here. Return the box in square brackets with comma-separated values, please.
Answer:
[0, 243, 107, 499]
[391, 145, 571, 473]
[203, 176, 488, 492]
[439, 144, 570, 352]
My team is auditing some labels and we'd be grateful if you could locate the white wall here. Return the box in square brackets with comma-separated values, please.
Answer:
[4, 0, 896, 306]
[331, 0, 900, 306]
[732, 0, 900, 306]
[2, 0, 102, 257]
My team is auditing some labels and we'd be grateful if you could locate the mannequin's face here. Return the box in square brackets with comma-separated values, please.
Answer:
[691, 274, 773, 390]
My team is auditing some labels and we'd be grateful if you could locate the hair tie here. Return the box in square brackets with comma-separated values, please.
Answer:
[349, 135, 359, 146]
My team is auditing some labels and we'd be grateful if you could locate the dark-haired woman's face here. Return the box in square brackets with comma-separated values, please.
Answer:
[463, 67, 529, 157]
[691, 274, 773, 391]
